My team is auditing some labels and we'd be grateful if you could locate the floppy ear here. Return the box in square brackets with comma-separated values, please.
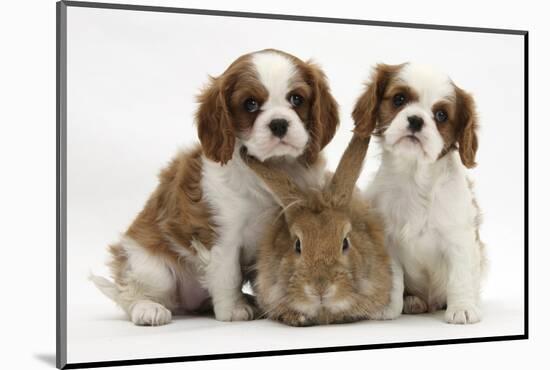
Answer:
[455, 86, 479, 168]
[302, 61, 340, 164]
[240, 147, 305, 221]
[195, 77, 235, 165]
[352, 63, 401, 139]
[327, 134, 370, 207]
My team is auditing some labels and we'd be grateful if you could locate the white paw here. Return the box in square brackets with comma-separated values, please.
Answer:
[369, 301, 402, 320]
[130, 300, 172, 326]
[214, 300, 256, 322]
[445, 304, 481, 324]
[403, 295, 428, 314]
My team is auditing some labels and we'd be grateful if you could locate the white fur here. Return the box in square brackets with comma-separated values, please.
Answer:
[243, 51, 310, 161]
[365, 64, 484, 324]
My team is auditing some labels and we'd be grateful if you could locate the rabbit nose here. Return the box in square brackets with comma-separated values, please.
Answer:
[313, 278, 329, 296]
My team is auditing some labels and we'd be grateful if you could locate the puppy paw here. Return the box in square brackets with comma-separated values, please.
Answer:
[445, 304, 481, 324]
[403, 295, 428, 314]
[130, 300, 172, 326]
[214, 299, 256, 321]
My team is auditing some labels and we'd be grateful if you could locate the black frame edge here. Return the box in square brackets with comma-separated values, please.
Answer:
[62, 0, 527, 35]
[56, 1, 68, 369]
[63, 335, 527, 369]
[523, 31, 529, 339]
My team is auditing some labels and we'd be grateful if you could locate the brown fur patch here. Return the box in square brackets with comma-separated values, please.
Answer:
[454, 85, 479, 168]
[353, 63, 405, 139]
[196, 54, 255, 164]
[123, 146, 216, 263]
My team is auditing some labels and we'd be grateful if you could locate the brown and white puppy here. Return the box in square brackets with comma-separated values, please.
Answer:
[354, 63, 486, 324]
[91, 49, 339, 325]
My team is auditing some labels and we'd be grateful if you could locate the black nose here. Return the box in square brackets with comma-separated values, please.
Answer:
[269, 119, 289, 138]
[407, 115, 424, 133]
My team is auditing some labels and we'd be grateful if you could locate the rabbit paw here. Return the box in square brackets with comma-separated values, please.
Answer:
[445, 304, 481, 324]
[130, 300, 172, 326]
[277, 310, 310, 326]
[369, 302, 402, 320]
[214, 299, 256, 321]
[403, 295, 428, 314]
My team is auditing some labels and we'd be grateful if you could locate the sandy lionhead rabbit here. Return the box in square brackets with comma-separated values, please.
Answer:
[240, 133, 392, 326]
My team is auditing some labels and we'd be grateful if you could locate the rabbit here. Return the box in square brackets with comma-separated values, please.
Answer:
[240, 133, 392, 326]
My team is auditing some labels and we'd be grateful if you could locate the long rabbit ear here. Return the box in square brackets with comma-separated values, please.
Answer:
[326, 134, 370, 207]
[240, 147, 305, 219]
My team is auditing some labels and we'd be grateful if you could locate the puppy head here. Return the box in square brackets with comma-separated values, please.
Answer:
[353, 63, 478, 168]
[196, 49, 339, 165]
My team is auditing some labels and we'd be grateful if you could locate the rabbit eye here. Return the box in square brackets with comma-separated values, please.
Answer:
[294, 239, 302, 254]
[342, 237, 350, 253]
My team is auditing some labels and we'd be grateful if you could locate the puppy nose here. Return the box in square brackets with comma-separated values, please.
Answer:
[407, 115, 424, 133]
[269, 119, 289, 138]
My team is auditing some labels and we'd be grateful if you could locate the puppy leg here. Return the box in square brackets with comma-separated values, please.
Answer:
[95, 237, 177, 326]
[369, 259, 404, 320]
[204, 237, 256, 321]
[444, 236, 482, 324]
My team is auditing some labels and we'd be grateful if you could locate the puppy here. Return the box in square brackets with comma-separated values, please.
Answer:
[91, 49, 339, 325]
[353, 63, 486, 324]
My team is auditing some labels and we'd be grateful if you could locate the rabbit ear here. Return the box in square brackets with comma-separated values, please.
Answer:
[326, 134, 370, 206]
[240, 147, 305, 219]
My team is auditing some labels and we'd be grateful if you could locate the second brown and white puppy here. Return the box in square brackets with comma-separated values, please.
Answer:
[91, 49, 339, 325]
[353, 63, 486, 324]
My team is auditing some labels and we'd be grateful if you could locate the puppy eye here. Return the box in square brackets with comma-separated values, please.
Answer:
[342, 237, 350, 253]
[244, 98, 259, 113]
[392, 93, 406, 107]
[289, 94, 304, 108]
[294, 238, 302, 254]
[434, 110, 448, 123]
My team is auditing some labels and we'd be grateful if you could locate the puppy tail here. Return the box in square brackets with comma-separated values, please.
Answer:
[89, 272, 121, 303]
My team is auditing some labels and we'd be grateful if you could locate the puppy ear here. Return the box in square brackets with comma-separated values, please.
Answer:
[195, 77, 235, 165]
[455, 86, 479, 168]
[352, 64, 400, 139]
[303, 61, 339, 164]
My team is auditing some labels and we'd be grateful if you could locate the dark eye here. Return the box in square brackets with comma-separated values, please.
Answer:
[393, 93, 406, 107]
[342, 237, 350, 253]
[434, 110, 448, 123]
[244, 98, 259, 113]
[289, 94, 304, 108]
[294, 239, 302, 254]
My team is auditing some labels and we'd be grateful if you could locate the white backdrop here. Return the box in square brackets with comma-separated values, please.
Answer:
[63, 3, 525, 364]
[4, 0, 546, 369]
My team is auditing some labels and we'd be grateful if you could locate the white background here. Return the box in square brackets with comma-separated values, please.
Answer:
[0, 0, 546, 369]
[63, 2, 526, 365]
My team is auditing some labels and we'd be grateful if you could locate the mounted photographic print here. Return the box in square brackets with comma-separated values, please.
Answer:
[56, 1, 528, 368]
